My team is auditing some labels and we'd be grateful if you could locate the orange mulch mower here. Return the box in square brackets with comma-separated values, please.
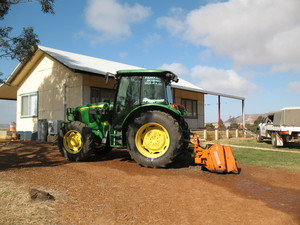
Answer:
[193, 134, 239, 174]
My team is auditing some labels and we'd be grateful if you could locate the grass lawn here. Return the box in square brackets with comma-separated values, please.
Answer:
[210, 138, 300, 172]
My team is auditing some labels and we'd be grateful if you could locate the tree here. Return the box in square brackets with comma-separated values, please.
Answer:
[0, 27, 39, 60]
[0, 0, 55, 16]
[218, 119, 226, 129]
[230, 122, 239, 129]
[0, 0, 55, 83]
[205, 123, 215, 129]
[245, 115, 264, 133]
[254, 115, 264, 126]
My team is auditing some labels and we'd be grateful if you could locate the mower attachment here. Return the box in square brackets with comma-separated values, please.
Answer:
[193, 134, 239, 174]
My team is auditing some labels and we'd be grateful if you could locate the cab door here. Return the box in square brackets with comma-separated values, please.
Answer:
[112, 76, 141, 129]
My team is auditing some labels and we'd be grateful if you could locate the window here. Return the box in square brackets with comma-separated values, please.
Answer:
[91, 87, 116, 103]
[21, 92, 38, 117]
[181, 99, 197, 118]
[141, 76, 166, 104]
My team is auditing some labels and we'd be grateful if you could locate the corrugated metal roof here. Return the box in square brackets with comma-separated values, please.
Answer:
[39, 46, 205, 93]
[39, 46, 142, 75]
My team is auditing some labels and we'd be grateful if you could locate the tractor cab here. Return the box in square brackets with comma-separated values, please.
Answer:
[111, 70, 179, 129]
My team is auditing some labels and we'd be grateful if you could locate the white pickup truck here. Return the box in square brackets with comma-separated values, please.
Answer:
[256, 107, 300, 147]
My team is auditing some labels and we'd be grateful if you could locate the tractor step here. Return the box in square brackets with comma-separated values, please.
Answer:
[109, 130, 124, 147]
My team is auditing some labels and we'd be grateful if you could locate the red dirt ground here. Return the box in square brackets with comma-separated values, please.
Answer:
[0, 140, 299, 225]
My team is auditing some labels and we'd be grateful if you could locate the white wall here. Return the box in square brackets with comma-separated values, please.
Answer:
[174, 89, 205, 129]
[17, 55, 83, 132]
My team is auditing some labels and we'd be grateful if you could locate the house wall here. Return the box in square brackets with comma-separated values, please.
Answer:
[82, 74, 117, 104]
[17, 55, 83, 132]
[174, 89, 204, 129]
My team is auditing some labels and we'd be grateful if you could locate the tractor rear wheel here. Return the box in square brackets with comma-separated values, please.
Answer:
[58, 121, 94, 161]
[127, 110, 183, 168]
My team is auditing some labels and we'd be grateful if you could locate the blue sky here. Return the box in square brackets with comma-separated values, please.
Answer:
[1, 0, 300, 124]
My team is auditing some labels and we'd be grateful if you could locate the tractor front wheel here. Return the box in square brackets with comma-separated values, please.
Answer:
[58, 121, 94, 161]
[127, 111, 183, 168]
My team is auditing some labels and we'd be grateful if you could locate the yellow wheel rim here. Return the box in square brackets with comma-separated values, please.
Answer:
[135, 123, 170, 158]
[63, 130, 83, 154]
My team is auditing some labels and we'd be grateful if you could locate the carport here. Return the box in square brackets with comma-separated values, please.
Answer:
[203, 90, 245, 128]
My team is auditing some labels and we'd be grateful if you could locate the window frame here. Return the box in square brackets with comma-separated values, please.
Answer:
[20, 92, 38, 118]
[90, 87, 116, 103]
[181, 98, 198, 119]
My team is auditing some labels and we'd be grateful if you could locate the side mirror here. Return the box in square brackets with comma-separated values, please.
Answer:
[105, 73, 109, 85]
[105, 72, 115, 85]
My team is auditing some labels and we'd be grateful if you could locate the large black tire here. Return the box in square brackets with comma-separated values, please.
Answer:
[271, 132, 277, 147]
[179, 117, 191, 152]
[58, 121, 95, 161]
[126, 110, 183, 168]
[256, 131, 263, 143]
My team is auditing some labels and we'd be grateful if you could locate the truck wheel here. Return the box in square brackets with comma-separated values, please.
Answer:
[127, 110, 183, 168]
[58, 121, 94, 161]
[271, 132, 277, 147]
[256, 131, 263, 142]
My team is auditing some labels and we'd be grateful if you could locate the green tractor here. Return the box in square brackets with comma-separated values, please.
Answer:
[58, 69, 190, 168]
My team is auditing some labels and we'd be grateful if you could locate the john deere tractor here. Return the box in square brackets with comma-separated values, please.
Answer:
[58, 69, 190, 168]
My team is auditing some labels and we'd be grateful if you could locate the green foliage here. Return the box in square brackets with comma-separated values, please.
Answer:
[0, 0, 55, 14]
[0, 27, 39, 61]
[230, 122, 239, 129]
[245, 123, 257, 133]
[245, 116, 264, 133]
[254, 115, 264, 125]
[0, 2, 10, 20]
[0, 0, 55, 83]
[205, 123, 215, 129]
[219, 119, 226, 129]
[37, 0, 55, 14]
[0, 72, 3, 83]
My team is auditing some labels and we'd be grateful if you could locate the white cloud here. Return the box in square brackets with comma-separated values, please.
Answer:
[271, 63, 300, 74]
[156, 8, 185, 36]
[157, 0, 300, 72]
[85, 0, 151, 42]
[143, 33, 161, 47]
[160, 63, 257, 96]
[190, 65, 257, 96]
[159, 63, 189, 76]
[288, 81, 300, 93]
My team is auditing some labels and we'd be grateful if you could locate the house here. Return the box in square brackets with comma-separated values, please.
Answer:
[0, 46, 245, 138]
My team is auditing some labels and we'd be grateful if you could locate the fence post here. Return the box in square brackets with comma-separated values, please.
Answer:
[226, 129, 230, 139]
[215, 129, 219, 140]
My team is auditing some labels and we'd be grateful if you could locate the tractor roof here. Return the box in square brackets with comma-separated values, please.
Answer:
[116, 69, 179, 83]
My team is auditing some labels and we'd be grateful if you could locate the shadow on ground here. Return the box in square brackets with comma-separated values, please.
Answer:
[0, 141, 68, 171]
